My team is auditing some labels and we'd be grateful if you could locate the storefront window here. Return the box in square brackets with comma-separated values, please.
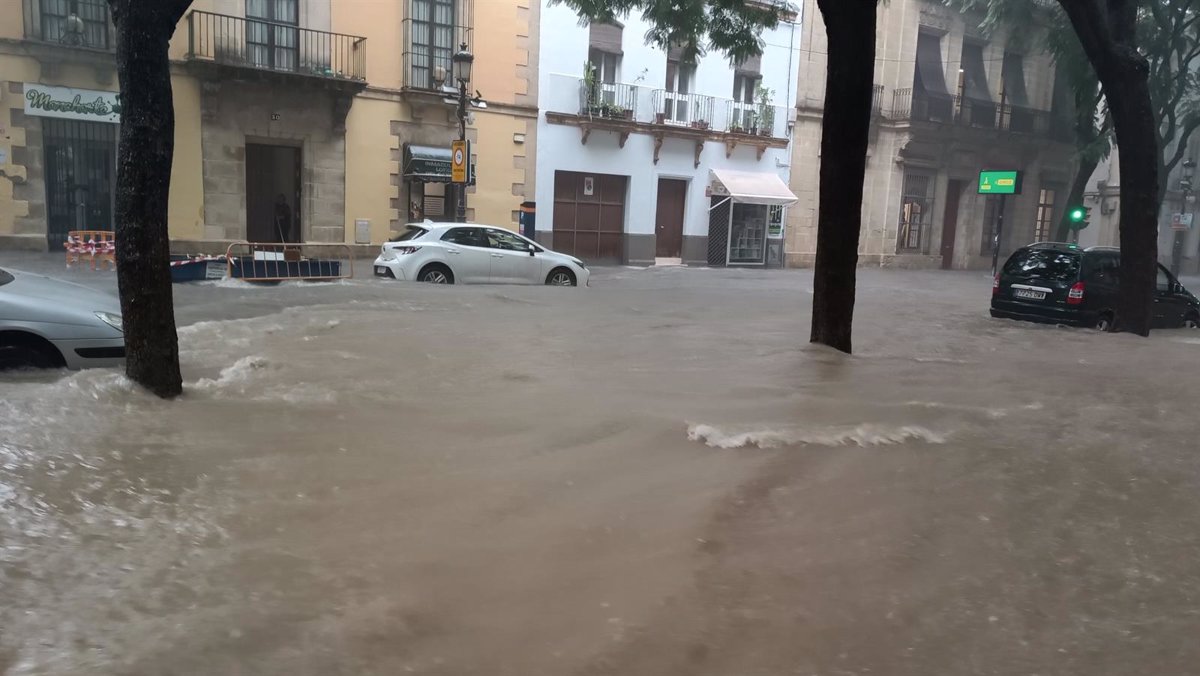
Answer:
[729, 203, 769, 264]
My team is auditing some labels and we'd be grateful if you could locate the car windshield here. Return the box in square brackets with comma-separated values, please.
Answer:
[0, 268, 11, 286]
[1003, 249, 1081, 281]
[391, 227, 427, 242]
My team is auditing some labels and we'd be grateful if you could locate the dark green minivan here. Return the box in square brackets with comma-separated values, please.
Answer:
[990, 243, 1200, 330]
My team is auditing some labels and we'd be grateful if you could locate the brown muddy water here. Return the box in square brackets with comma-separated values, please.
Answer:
[4, 263, 1200, 675]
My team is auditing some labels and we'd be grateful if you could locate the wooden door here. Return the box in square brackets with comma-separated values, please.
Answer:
[940, 179, 964, 269]
[655, 178, 687, 258]
[552, 170, 627, 263]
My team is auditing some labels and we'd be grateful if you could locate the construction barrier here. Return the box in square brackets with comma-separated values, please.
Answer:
[223, 242, 353, 282]
[64, 230, 116, 270]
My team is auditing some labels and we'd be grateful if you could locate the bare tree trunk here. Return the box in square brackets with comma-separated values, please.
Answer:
[810, 0, 879, 353]
[1057, 0, 1158, 336]
[108, 0, 193, 397]
[1053, 155, 1099, 242]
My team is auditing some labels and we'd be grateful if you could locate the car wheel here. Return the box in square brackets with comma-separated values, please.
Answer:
[419, 265, 454, 284]
[0, 333, 65, 370]
[1185, 313, 1199, 329]
[546, 268, 576, 287]
[1094, 312, 1115, 332]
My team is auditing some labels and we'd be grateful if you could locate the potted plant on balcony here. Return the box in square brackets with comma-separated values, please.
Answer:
[583, 62, 604, 117]
[756, 84, 775, 137]
[690, 119, 710, 130]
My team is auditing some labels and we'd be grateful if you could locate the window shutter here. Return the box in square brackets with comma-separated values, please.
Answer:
[589, 22, 623, 54]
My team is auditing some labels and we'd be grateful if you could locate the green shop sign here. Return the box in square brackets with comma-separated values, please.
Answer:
[24, 83, 121, 123]
[978, 170, 1022, 195]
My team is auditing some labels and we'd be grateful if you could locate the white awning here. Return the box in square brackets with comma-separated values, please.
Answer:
[709, 169, 798, 206]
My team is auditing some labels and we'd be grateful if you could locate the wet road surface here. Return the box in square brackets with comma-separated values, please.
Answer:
[3, 253, 1200, 675]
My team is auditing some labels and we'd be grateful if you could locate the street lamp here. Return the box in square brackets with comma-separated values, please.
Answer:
[450, 45, 474, 222]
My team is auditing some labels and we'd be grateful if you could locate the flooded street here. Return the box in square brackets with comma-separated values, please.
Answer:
[4, 256, 1200, 675]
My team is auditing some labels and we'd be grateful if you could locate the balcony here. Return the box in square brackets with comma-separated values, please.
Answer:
[401, 19, 472, 93]
[22, 0, 114, 51]
[889, 89, 1072, 141]
[544, 74, 790, 167]
[184, 10, 367, 86]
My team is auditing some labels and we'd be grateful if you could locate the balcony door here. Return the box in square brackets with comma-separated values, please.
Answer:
[663, 47, 695, 124]
[247, 0, 298, 72]
[410, 0, 456, 89]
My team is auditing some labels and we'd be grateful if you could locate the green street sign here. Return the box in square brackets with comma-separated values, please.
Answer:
[978, 170, 1022, 195]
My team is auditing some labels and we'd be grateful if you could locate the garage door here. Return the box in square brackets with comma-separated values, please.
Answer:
[552, 171, 627, 263]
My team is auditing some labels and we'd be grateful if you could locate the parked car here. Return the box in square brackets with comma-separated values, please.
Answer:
[990, 243, 1200, 330]
[0, 266, 125, 370]
[373, 223, 589, 287]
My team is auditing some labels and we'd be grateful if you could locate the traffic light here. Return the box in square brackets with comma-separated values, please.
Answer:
[1067, 205, 1091, 230]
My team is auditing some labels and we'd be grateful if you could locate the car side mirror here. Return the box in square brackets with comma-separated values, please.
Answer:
[529, 248, 536, 256]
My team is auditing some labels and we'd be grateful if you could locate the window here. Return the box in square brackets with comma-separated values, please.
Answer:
[913, 32, 952, 122]
[247, 0, 298, 72]
[731, 71, 760, 128]
[410, 0, 457, 89]
[40, 0, 110, 49]
[1002, 53, 1033, 132]
[588, 22, 622, 85]
[663, 45, 696, 123]
[442, 227, 487, 247]
[392, 226, 428, 242]
[899, 173, 934, 252]
[1087, 257, 1120, 285]
[1034, 188, 1057, 242]
[484, 228, 533, 252]
[1157, 265, 1173, 292]
[958, 42, 995, 127]
[1003, 249, 1080, 281]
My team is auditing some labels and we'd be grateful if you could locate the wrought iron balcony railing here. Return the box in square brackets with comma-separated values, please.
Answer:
[186, 10, 366, 81]
[23, 0, 113, 50]
[890, 88, 1072, 140]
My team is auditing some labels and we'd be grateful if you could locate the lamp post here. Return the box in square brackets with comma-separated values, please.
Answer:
[451, 44, 474, 223]
[1173, 158, 1196, 276]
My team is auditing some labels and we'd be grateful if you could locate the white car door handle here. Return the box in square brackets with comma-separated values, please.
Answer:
[491, 253, 503, 258]
[446, 249, 460, 254]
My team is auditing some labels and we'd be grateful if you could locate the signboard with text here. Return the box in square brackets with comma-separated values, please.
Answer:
[1171, 213, 1194, 231]
[978, 170, 1022, 195]
[24, 84, 120, 123]
[451, 140, 468, 184]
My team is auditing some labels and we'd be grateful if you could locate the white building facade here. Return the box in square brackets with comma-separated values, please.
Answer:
[534, 1, 802, 266]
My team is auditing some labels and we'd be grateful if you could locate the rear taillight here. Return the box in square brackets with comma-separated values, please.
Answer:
[1068, 282, 1085, 305]
[992, 274, 1000, 296]
[392, 246, 419, 255]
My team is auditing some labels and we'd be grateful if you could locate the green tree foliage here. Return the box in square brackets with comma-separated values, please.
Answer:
[553, 0, 783, 63]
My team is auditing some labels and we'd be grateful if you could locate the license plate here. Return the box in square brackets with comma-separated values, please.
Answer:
[1014, 289, 1046, 300]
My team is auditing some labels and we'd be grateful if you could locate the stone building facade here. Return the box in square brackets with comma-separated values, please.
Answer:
[786, 0, 1078, 269]
[0, 0, 536, 252]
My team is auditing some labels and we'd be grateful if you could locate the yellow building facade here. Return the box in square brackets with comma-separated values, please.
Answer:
[0, 0, 536, 252]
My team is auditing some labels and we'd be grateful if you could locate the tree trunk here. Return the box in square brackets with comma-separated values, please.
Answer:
[1053, 154, 1099, 242]
[108, 0, 192, 397]
[1057, 0, 1159, 336]
[810, 0, 879, 353]
[1107, 68, 1160, 335]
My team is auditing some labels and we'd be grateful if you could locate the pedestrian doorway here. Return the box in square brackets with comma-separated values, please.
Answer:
[246, 143, 301, 243]
[43, 119, 117, 249]
[655, 178, 687, 260]
[940, 179, 965, 269]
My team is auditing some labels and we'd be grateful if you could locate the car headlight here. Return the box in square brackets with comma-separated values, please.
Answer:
[571, 258, 586, 269]
[95, 311, 123, 333]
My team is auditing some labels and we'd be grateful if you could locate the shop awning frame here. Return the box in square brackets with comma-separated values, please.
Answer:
[708, 168, 798, 207]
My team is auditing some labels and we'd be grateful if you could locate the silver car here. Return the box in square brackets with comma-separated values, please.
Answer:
[0, 266, 125, 370]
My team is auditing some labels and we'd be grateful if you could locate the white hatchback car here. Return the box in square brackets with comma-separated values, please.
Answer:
[373, 222, 590, 286]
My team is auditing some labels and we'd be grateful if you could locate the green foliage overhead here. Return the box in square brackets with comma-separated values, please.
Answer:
[551, 0, 785, 64]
